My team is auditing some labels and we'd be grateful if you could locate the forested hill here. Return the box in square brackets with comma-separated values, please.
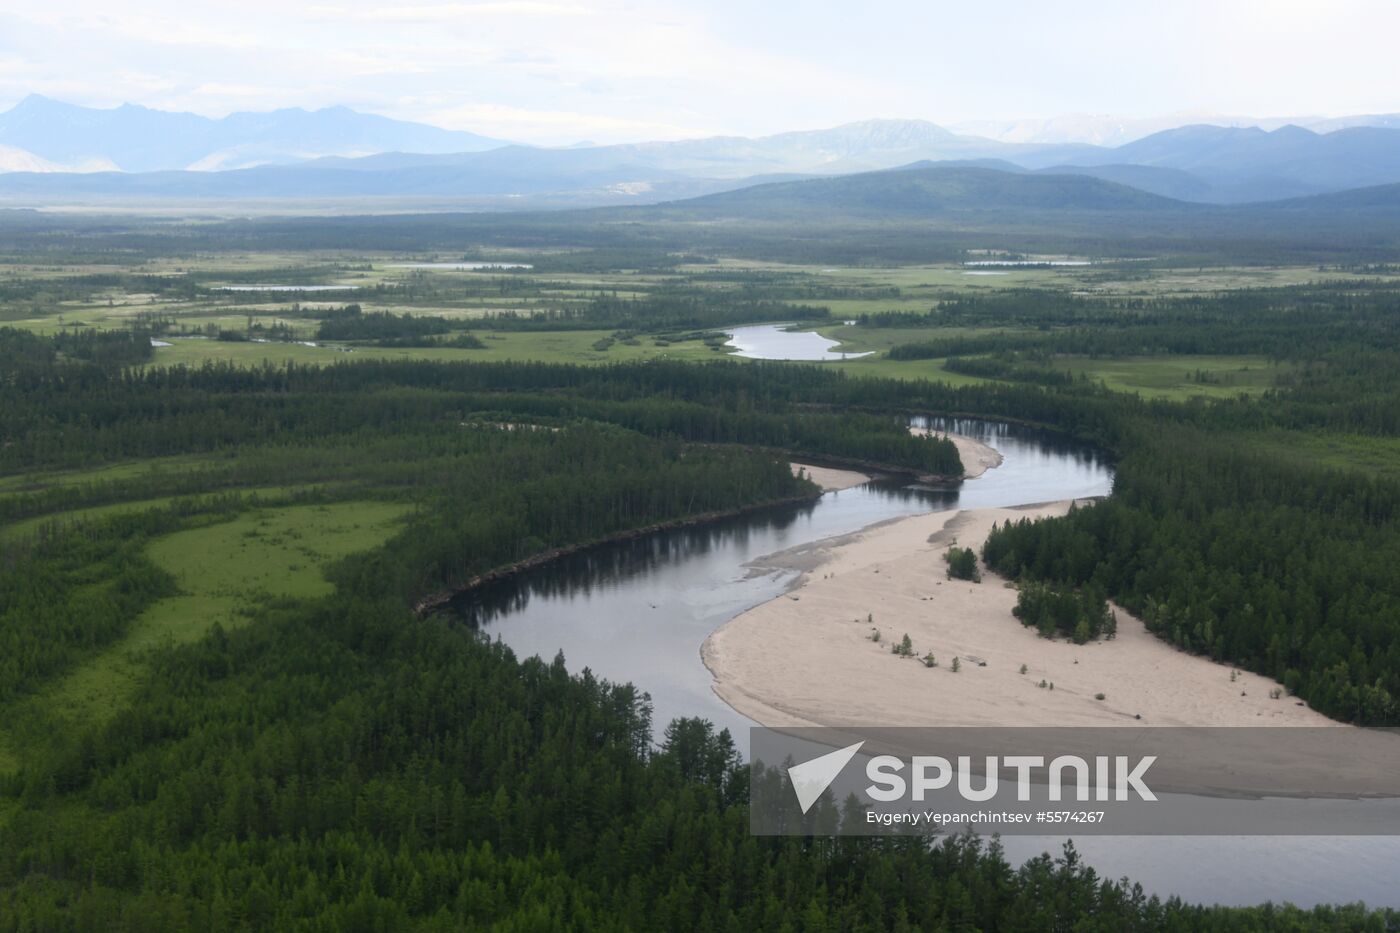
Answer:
[1256, 180, 1400, 213]
[657, 165, 1191, 218]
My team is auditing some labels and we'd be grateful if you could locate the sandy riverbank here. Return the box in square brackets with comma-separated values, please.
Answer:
[706, 501, 1338, 731]
[790, 432, 1003, 492]
[789, 463, 870, 492]
[701, 500, 1400, 795]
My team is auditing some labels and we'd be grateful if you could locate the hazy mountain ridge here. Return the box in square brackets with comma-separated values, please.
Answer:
[5, 97, 1400, 208]
[0, 95, 508, 172]
[654, 164, 1190, 218]
[1039, 123, 1400, 201]
[950, 111, 1400, 146]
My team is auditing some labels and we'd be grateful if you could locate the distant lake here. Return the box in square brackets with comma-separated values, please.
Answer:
[213, 285, 361, 292]
[725, 323, 873, 361]
[386, 262, 533, 270]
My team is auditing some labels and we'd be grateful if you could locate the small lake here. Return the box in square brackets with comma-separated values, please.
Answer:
[725, 323, 873, 361]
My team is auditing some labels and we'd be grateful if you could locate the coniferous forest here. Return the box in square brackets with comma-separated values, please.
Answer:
[5, 230, 1400, 929]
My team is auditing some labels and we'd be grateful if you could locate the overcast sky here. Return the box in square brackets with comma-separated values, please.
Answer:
[2, 0, 1398, 145]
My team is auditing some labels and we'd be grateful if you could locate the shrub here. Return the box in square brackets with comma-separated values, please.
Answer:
[944, 546, 981, 582]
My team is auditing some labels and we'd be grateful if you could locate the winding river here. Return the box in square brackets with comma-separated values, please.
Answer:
[447, 402, 1400, 907]
[450, 419, 1109, 738]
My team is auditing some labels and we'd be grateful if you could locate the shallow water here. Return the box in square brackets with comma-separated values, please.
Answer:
[725, 322, 873, 361]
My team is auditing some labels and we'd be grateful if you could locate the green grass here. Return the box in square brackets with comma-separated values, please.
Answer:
[0, 484, 335, 544]
[808, 323, 1018, 353]
[1244, 430, 1400, 480]
[141, 328, 732, 368]
[804, 324, 1289, 397]
[824, 354, 996, 384]
[0, 500, 410, 772]
[0, 454, 228, 494]
[1071, 355, 1287, 400]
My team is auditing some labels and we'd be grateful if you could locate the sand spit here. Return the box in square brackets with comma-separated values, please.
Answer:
[702, 502, 1400, 797]
[705, 502, 1335, 732]
[789, 463, 871, 492]
[790, 432, 1001, 493]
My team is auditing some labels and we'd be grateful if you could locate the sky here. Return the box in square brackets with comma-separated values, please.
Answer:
[1, 0, 1398, 145]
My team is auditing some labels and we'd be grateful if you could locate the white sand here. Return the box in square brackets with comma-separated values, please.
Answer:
[910, 427, 1004, 479]
[789, 463, 870, 492]
[711, 450, 1400, 796]
[705, 502, 1338, 732]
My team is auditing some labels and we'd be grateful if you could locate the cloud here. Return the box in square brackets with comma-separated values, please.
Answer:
[423, 102, 705, 141]
[1, 1, 1398, 145]
[304, 2, 592, 21]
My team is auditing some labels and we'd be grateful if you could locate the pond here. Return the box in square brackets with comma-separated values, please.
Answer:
[724, 323, 873, 361]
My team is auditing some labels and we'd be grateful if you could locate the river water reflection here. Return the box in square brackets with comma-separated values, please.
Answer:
[450, 419, 1110, 736]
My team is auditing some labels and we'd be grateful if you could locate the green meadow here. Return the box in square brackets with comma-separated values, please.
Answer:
[0, 500, 410, 772]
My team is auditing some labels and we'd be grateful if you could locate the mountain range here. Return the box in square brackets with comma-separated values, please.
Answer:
[2, 96, 1400, 210]
[948, 111, 1400, 147]
[0, 95, 505, 172]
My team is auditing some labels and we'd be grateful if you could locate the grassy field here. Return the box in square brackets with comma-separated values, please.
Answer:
[0, 453, 229, 494]
[1072, 355, 1287, 400]
[687, 258, 1400, 299]
[140, 328, 730, 367]
[825, 354, 994, 385]
[1, 252, 1340, 401]
[0, 484, 337, 544]
[1246, 430, 1400, 480]
[0, 500, 411, 773]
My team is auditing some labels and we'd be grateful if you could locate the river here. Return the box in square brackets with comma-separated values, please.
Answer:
[447, 418, 1400, 908]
